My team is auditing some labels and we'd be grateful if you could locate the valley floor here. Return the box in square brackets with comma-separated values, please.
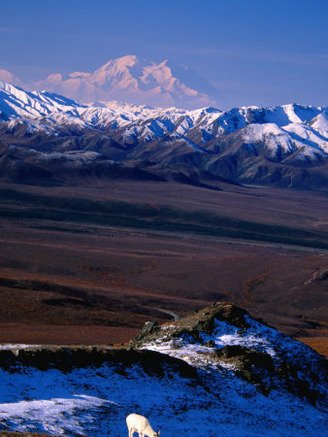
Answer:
[1, 180, 328, 356]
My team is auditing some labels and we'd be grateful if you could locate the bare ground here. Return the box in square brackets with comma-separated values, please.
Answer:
[1, 180, 328, 357]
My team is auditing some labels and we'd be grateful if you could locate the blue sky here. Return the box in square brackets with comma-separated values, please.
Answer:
[1, 0, 328, 109]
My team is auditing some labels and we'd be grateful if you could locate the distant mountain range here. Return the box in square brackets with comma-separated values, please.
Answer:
[35, 55, 219, 109]
[1, 80, 328, 190]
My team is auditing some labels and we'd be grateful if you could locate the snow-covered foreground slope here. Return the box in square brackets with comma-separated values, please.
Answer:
[0, 355, 326, 437]
[1, 80, 328, 189]
[0, 303, 327, 436]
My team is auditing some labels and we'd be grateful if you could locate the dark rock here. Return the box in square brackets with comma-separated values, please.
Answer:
[0, 346, 198, 381]
[0, 433, 64, 437]
[141, 321, 160, 336]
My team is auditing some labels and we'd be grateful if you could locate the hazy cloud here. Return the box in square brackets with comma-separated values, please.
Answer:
[0, 26, 22, 33]
[0, 69, 20, 84]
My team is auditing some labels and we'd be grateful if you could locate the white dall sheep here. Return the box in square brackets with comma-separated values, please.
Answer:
[126, 413, 161, 437]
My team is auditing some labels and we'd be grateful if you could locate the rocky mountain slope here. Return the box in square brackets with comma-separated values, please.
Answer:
[130, 303, 328, 402]
[0, 303, 327, 436]
[1, 81, 328, 189]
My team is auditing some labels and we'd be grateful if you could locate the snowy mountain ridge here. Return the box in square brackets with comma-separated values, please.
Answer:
[2, 80, 328, 144]
[0, 302, 327, 436]
[1, 80, 328, 189]
[2, 80, 327, 133]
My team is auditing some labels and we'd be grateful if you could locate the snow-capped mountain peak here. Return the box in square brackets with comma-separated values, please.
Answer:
[36, 55, 219, 109]
[309, 112, 328, 131]
[97, 54, 138, 71]
[0, 80, 85, 120]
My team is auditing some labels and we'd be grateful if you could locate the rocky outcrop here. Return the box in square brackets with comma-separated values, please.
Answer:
[129, 302, 328, 406]
[0, 345, 198, 381]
